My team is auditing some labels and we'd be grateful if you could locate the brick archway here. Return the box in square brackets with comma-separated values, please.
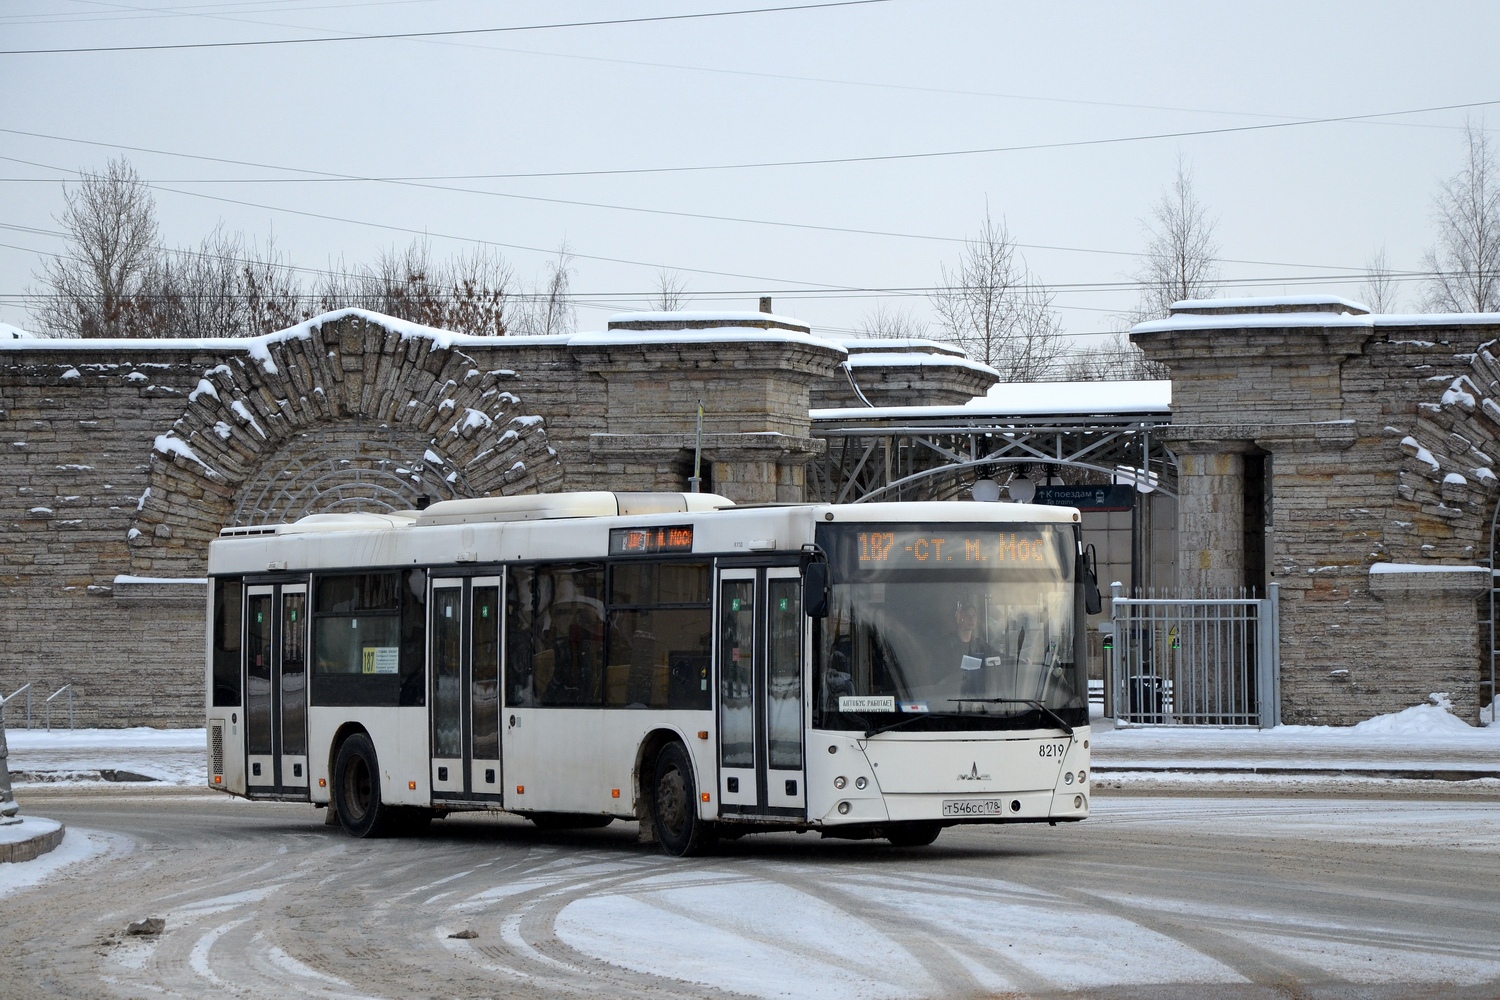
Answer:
[127, 311, 564, 576]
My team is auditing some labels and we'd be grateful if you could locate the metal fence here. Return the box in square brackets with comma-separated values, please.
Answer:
[1106, 583, 1281, 728]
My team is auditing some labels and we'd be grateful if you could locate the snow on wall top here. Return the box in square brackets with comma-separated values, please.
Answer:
[832, 337, 967, 357]
[1172, 294, 1372, 313]
[1133, 311, 1376, 334]
[0, 322, 37, 340]
[843, 351, 997, 376]
[812, 379, 1171, 421]
[607, 310, 811, 328]
[570, 326, 845, 355]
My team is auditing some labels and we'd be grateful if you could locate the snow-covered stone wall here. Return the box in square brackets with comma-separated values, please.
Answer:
[1134, 298, 1500, 725]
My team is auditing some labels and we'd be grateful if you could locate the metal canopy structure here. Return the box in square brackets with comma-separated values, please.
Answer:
[808, 395, 1176, 505]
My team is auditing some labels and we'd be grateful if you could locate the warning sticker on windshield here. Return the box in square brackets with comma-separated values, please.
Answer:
[839, 695, 896, 713]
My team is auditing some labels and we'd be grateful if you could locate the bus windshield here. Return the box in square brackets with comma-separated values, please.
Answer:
[814, 522, 1086, 732]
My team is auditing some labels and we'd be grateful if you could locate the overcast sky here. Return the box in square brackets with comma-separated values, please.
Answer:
[2, 0, 1497, 348]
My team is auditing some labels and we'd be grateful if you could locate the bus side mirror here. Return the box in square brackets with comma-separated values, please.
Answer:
[1081, 545, 1102, 616]
[804, 562, 830, 618]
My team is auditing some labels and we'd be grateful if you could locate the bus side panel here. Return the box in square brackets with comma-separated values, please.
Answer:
[208, 707, 247, 795]
[504, 709, 715, 818]
[308, 706, 430, 808]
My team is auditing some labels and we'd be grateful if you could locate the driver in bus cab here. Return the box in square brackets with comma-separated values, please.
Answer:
[948, 593, 1001, 698]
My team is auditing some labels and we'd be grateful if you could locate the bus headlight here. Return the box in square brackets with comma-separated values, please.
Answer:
[1063, 772, 1074, 784]
[854, 777, 867, 790]
[1078, 770, 1087, 783]
[837, 802, 851, 815]
[834, 776, 847, 789]
[1074, 795, 1084, 809]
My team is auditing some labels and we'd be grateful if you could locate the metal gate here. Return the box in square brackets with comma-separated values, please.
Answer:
[1107, 583, 1280, 728]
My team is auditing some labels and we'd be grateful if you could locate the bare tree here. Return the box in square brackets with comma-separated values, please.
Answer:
[314, 239, 513, 336]
[1422, 121, 1500, 313]
[1063, 333, 1168, 380]
[931, 211, 1065, 379]
[856, 302, 929, 340]
[511, 243, 576, 337]
[650, 269, 689, 312]
[1361, 247, 1400, 313]
[1133, 158, 1220, 320]
[30, 158, 161, 338]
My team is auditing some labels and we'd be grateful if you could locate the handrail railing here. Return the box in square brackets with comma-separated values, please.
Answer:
[45, 684, 72, 732]
[0, 684, 31, 730]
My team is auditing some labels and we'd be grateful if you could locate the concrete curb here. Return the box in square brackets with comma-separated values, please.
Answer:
[0, 819, 65, 863]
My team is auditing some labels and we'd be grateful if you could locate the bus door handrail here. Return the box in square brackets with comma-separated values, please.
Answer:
[45, 684, 72, 731]
[1, 683, 31, 730]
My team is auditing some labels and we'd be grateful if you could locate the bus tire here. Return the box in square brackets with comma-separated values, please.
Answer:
[333, 733, 393, 838]
[652, 742, 713, 857]
[885, 821, 942, 848]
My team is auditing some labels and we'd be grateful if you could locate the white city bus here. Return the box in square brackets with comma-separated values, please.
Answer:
[206, 491, 1098, 855]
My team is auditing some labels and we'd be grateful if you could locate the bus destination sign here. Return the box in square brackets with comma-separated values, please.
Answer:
[855, 529, 1055, 566]
[821, 524, 1068, 577]
[609, 525, 694, 556]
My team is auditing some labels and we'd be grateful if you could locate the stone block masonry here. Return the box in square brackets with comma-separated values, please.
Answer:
[1134, 298, 1500, 724]
[0, 309, 996, 726]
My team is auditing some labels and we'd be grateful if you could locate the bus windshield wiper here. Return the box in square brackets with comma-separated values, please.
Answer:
[944, 698, 1074, 737]
[863, 712, 969, 738]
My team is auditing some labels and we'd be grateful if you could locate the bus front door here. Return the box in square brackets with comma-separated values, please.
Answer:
[716, 565, 807, 819]
[244, 582, 308, 797]
[429, 576, 503, 803]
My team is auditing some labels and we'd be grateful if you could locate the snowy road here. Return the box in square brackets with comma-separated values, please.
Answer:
[5, 790, 1500, 999]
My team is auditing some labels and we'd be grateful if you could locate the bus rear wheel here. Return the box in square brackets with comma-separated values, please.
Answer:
[652, 742, 714, 857]
[886, 821, 942, 848]
[333, 733, 393, 838]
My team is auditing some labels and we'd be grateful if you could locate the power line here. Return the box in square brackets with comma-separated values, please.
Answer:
[0, 0, 893, 55]
[0, 135, 1391, 275]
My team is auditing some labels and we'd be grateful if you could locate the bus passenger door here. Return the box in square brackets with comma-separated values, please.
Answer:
[244, 581, 308, 796]
[429, 575, 503, 802]
[716, 565, 807, 818]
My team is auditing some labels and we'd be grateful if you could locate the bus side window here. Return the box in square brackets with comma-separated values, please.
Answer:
[505, 566, 538, 707]
[212, 578, 243, 707]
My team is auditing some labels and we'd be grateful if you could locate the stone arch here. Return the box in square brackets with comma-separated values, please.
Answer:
[1386, 340, 1500, 565]
[128, 311, 564, 575]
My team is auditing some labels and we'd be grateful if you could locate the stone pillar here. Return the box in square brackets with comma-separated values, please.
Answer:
[1174, 445, 1246, 592]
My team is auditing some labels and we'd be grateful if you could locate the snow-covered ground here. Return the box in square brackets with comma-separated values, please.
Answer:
[1092, 696, 1500, 773]
[5, 726, 205, 787]
[0, 825, 120, 900]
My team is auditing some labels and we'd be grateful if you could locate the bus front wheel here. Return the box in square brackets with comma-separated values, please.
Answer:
[333, 733, 393, 838]
[652, 742, 714, 857]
